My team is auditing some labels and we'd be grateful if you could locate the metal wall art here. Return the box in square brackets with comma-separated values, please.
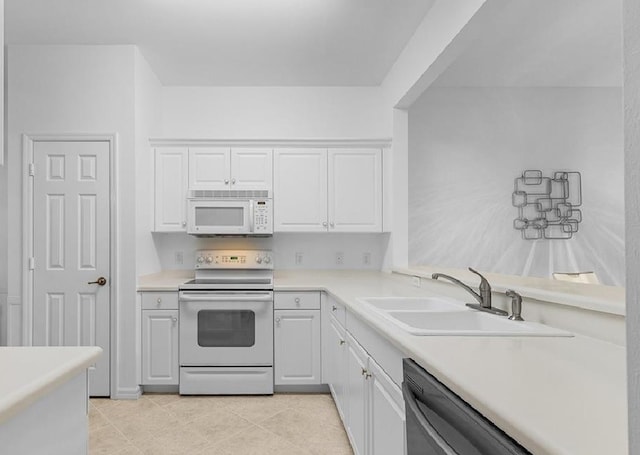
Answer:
[512, 170, 582, 240]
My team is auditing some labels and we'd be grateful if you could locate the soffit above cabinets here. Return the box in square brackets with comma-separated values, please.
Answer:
[5, 0, 435, 86]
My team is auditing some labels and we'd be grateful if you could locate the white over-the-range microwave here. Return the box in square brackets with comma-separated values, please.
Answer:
[187, 190, 273, 236]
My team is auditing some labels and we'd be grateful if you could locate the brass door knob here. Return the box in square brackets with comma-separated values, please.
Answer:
[88, 277, 107, 286]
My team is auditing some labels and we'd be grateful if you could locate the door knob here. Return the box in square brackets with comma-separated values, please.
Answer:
[88, 277, 107, 286]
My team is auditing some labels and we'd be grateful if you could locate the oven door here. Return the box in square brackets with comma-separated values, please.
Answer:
[179, 291, 273, 366]
[187, 199, 252, 235]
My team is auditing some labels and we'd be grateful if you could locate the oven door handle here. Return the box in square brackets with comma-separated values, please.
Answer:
[179, 293, 273, 303]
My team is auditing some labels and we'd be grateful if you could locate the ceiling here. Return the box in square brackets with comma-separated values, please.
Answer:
[5, 0, 436, 86]
[433, 0, 622, 87]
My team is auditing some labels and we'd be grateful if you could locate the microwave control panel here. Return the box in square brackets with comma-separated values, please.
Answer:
[253, 199, 272, 233]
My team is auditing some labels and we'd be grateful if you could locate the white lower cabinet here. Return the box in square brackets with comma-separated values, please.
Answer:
[274, 309, 322, 385]
[141, 309, 179, 385]
[346, 332, 369, 455]
[369, 357, 406, 455]
[324, 296, 406, 455]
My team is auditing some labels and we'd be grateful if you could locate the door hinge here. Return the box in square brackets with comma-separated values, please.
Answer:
[28, 257, 35, 270]
[28, 163, 35, 176]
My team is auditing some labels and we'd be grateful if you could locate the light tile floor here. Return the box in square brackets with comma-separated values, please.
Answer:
[90, 393, 354, 455]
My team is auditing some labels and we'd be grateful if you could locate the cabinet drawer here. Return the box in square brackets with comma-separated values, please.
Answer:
[328, 298, 346, 327]
[275, 292, 321, 310]
[141, 292, 179, 310]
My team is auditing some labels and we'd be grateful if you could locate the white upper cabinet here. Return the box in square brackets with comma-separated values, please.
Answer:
[155, 147, 188, 232]
[328, 149, 382, 232]
[189, 147, 231, 190]
[188, 147, 273, 191]
[274, 148, 382, 233]
[231, 149, 273, 191]
[274, 149, 328, 232]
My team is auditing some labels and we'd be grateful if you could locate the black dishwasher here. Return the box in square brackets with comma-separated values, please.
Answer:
[402, 359, 531, 455]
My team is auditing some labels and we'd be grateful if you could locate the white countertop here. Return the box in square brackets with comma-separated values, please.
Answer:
[0, 346, 102, 424]
[396, 265, 625, 316]
[137, 269, 628, 455]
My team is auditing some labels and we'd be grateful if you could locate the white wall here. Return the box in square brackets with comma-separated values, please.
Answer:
[624, 0, 640, 451]
[6, 45, 139, 397]
[134, 49, 163, 277]
[408, 87, 624, 286]
[152, 233, 388, 271]
[161, 86, 391, 139]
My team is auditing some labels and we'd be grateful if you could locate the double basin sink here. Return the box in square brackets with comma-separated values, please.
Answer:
[358, 297, 572, 337]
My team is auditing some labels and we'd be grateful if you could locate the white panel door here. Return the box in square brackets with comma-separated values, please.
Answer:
[141, 310, 179, 385]
[369, 358, 406, 455]
[346, 333, 368, 455]
[231, 148, 273, 191]
[188, 147, 231, 189]
[32, 140, 111, 396]
[155, 148, 188, 232]
[273, 149, 328, 232]
[274, 309, 321, 385]
[328, 149, 382, 232]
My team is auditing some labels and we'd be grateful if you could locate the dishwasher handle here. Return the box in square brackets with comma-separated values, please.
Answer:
[403, 381, 458, 455]
[179, 293, 273, 303]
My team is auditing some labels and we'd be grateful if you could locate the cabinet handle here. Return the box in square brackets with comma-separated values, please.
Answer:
[182, 221, 187, 227]
[322, 221, 328, 227]
[332, 305, 337, 312]
[157, 298, 162, 304]
[231, 178, 236, 184]
[330, 222, 335, 228]
[361, 367, 368, 376]
[361, 367, 372, 379]
[275, 317, 281, 327]
[294, 297, 300, 305]
[171, 317, 177, 323]
[224, 179, 229, 185]
[339, 340, 345, 346]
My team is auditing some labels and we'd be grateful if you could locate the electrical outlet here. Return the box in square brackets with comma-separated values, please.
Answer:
[363, 252, 371, 265]
[295, 252, 304, 265]
[175, 251, 184, 265]
[335, 252, 344, 265]
[412, 276, 421, 287]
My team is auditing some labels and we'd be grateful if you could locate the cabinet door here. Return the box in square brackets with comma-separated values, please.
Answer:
[327, 315, 348, 424]
[141, 310, 179, 385]
[155, 148, 188, 232]
[274, 309, 321, 385]
[328, 149, 382, 232]
[346, 333, 368, 455]
[188, 147, 231, 189]
[231, 149, 273, 191]
[273, 149, 328, 232]
[369, 358, 406, 455]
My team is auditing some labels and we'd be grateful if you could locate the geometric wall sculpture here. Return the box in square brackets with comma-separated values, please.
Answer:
[512, 170, 582, 240]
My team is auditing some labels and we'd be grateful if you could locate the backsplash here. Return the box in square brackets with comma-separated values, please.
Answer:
[153, 232, 389, 270]
[408, 87, 624, 286]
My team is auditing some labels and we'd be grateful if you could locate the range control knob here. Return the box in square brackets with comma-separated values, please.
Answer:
[264, 256, 271, 264]
[256, 256, 263, 264]
[197, 256, 204, 264]
[206, 256, 213, 264]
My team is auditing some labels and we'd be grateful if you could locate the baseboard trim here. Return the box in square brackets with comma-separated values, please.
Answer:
[112, 386, 142, 400]
[274, 384, 330, 393]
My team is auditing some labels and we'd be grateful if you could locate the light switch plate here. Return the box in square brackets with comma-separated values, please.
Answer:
[412, 276, 421, 287]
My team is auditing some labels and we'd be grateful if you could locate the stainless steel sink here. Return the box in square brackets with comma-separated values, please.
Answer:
[358, 297, 573, 337]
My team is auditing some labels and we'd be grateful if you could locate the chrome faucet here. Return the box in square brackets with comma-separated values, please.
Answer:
[431, 268, 508, 316]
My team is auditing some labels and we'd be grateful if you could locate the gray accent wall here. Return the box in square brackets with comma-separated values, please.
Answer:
[408, 87, 624, 286]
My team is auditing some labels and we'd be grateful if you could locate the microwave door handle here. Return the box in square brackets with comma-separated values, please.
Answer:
[402, 382, 457, 455]
[249, 200, 255, 233]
